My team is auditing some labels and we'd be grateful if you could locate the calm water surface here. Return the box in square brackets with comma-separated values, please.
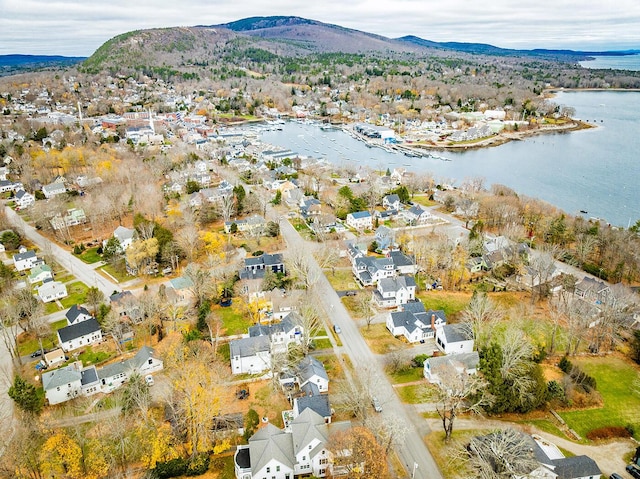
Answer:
[579, 54, 640, 71]
[259, 91, 640, 227]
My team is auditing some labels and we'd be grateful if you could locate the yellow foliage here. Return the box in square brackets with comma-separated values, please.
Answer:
[213, 438, 231, 455]
[200, 231, 226, 260]
[40, 431, 84, 479]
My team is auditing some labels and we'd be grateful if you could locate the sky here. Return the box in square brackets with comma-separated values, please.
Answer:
[2, 0, 640, 56]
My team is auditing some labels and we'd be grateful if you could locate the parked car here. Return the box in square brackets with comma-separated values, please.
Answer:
[30, 349, 43, 358]
[610, 473, 623, 479]
[220, 298, 232, 307]
[372, 396, 382, 413]
[627, 465, 640, 479]
[345, 291, 357, 296]
[144, 375, 155, 386]
[333, 324, 341, 334]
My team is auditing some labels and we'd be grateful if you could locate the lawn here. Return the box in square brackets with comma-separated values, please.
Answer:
[100, 263, 136, 283]
[360, 323, 405, 354]
[395, 383, 427, 404]
[411, 194, 437, 207]
[425, 428, 492, 479]
[416, 290, 471, 320]
[389, 366, 424, 384]
[559, 355, 640, 440]
[214, 304, 253, 335]
[324, 268, 359, 291]
[77, 346, 113, 366]
[44, 302, 61, 314]
[18, 319, 67, 356]
[60, 281, 89, 308]
[312, 338, 333, 350]
[75, 247, 102, 264]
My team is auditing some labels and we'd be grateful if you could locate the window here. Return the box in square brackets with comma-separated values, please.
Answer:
[320, 459, 328, 465]
[266, 467, 270, 473]
[276, 466, 280, 472]
[309, 445, 312, 449]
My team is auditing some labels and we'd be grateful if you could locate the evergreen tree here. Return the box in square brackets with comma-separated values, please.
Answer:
[8, 375, 43, 415]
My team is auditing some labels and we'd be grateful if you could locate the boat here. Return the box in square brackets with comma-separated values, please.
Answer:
[580, 210, 588, 214]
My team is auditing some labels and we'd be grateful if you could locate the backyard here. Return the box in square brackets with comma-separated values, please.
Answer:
[559, 355, 640, 440]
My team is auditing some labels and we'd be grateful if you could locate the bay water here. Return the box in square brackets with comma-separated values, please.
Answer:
[259, 91, 640, 227]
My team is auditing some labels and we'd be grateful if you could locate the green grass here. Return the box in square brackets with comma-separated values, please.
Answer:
[215, 304, 252, 335]
[77, 346, 112, 366]
[312, 338, 333, 350]
[18, 319, 67, 356]
[521, 419, 567, 438]
[217, 342, 230, 362]
[416, 290, 470, 319]
[411, 195, 437, 207]
[75, 247, 102, 264]
[389, 367, 424, 384]
[60, 281, 89, 308]
[323, 268, 359, 291]
[44, 302, 61, 314]
[559, 356, 640, 440]
[395, 384, 426, 404]
[100, 263, 136, 282]
[360, 323, 404, 354]
[210, 455, 235, 479]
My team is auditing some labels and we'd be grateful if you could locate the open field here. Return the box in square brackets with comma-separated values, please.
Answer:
[323, 268, 359, 291]
[215, 303, 253, 335]
[559, 355, 640, 440]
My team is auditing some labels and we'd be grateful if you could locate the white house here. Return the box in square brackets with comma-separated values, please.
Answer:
[14, 189, 35, 209]
[112, 226, 136, 250]
[248, 313, 303, 354]
[352, 255, 395, 286]
[37, 280, 68, 303]
[345, 210, 372, 230]
[435, 323, 475, 355]
[297, 356, 329, 395]
[386, 303, 446, 343]
[373, 276, 416, 308]
[13, 250, 38, 271]
[57, 318, 102, 352]
[234, 408, 351, 479]
[65, 304, 93, 325]
[41, 182, 66, 199]
[98, 346, 163, 393]
[382, 194, 401, 211]
[424, 352, 480, 385]
[42, 365, 82, 405]
[28, 264, 53, 284]
[230, 336, 271, 375]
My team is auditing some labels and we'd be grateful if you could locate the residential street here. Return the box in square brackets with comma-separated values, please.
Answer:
[279, 218, 442, 479]
[4, 206, 116, 299]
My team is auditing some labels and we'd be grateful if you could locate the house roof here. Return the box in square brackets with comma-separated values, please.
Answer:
[37, 280, 66, 296]
[384, 194, 400, 204]
[98, 346, 158, 380]
[249, 423, 295, 473]
[113, 226, 135, 242]
[13, 250, 36, 262]
[249, 313, 300, 338]
[388, 250, 415, 268]
[294, 395, 331, 419]
[378, 275, 416, 294]
[427, 352, 479, 373]
[169, 276, 194, 290]
[441, 323, 473, 343]
[297, 356, 328, 383]
[110, 290, 133, 304]
[552, 455, 602, 479]
[66, 304, 92, 324]
[348, 210, 371, 219]
[42, 365, 81, 390]
[57, 318, 101, 343]
[81, 366, 99, 386]
[230, 336, 271, 359]
[29, 263, 52, 276]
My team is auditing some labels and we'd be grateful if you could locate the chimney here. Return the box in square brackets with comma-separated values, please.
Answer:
[431, 314, 436, 331]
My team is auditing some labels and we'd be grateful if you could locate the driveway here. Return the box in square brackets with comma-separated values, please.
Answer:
[279, 218, 442, 479]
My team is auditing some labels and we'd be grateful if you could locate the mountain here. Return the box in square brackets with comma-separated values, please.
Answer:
[216, 16, 419, 53]
[398, 35, 638, 61]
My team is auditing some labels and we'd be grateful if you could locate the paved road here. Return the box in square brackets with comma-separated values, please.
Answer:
[4, 206, 116, 299]
[279, 218, 442, 479]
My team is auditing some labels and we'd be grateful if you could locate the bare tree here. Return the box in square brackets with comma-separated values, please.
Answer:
[357, 293, 375, 330]
[183, 262, 212, 309]
[463, 428, 541, 479]
[461, 292, 502, 349]
[286, 246, 320, 290]
[423, 369, 492, 441]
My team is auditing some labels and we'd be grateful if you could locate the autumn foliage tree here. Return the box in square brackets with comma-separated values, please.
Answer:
[327, 426, 389, 479]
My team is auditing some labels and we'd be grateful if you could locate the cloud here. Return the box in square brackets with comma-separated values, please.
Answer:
[1, 0, 640, 55]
